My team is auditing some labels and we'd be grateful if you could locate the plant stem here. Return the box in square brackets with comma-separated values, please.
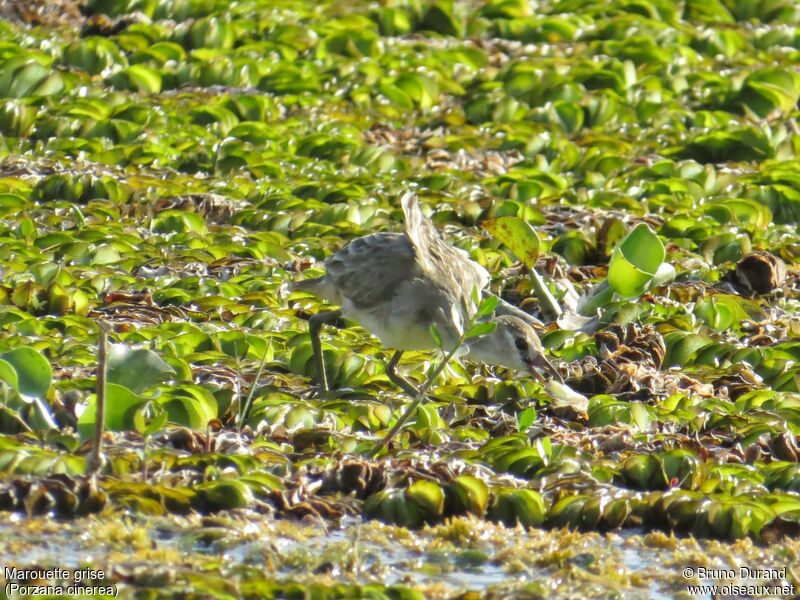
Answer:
[370, 340, 463, 456]
[86, 320, 111, 476]
[238, 344, 270, 431]
[530, 268, 562, 319]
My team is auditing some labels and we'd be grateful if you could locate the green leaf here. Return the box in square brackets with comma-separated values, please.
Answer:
[0, 358, 19, 391]
[77, 383, 146, 441]
[405, 480, 445, 519]
[393, 73, 439, 110]
[446, 475, 489, 516]
[152, 210, 208, 235]
[489, 489, 547, 527]
[418, 4, 461, 36]
[119, 65, 162, 94]
[464, 321, 497, 340]
[475, 294, 499, 320]
[664, 332, 714, 367]
[480, 0, 531, 19]
[630, 402, 652, 432]
[429, 323, 443, 348]
[694, 295, 751, 331]
[108, 345, 175, 394]
[607, 224, 666, 297]
[195, 479, 253, 511]
[157, 386, 218, 429]
[516, 406, 536, 431]
[133, 402, 168, 437]
[481, 216, 541, 268]
[0, 347, 52, 398]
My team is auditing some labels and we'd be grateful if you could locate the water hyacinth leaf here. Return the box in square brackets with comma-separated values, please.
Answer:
[62, 37, 127, 75]
[630, 402, 652, 432]
[650, 263, 677, 288]
[0, 358, 19, 391]
[481, 216, 541, 268]
[107, 345, 176, 394]
[446, 475, 489, 516]
[46, 283, 90, 316]
[77, 383, 146, 441]
[112, 65, 162, 94]
[554, 100, 583, 133]
[194, 479, 253, 511]
[152, 210, 208, 235]
[0, 347, 52, 398]
[622, 454, 660, 490]
[405, 480, 445, 520]
[596, 217, 628, 257]
[578, 280, 615, 316]
[489, 489, 547, 527]
[736, 68, 800, 118]
[480, 0, 532, 18]
[551, 231, 592, 265]
[660, 450, 701, 489]
[0, 60, 61, 98]
[364, 488, 423, 528]
[393, 72, 439, 110]
[548, 494, 590, 528]
[378, 81, 414, 110]
[607, 224, 666, 297]
[285, 405, 315, 430]
[664, 332, 715, 367]
[415, 404, 445, 430]
[694, 295, 750, 331]
[157, 386, 218, 429]
[418, 4, 461, 36]
[375, 7, 413, 35]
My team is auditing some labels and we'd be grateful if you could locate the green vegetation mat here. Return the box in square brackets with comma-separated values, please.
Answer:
[0, 0, 799, 597]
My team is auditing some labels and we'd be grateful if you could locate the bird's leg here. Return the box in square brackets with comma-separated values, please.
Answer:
[309, 309, 342, 391]
[385, 351, 419, 397]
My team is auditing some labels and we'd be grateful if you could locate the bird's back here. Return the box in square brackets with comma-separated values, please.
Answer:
[292, 193, 491, 350]
[310, 231, 417, 308]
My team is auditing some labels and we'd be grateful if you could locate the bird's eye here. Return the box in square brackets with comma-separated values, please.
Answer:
[514, 338, 529, 352]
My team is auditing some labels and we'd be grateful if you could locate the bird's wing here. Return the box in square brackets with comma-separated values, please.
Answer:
[324, 232, 417, 309]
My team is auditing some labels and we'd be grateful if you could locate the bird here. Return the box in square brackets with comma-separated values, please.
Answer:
[290, 192, 562, 395]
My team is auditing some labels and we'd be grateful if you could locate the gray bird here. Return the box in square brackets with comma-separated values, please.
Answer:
[291, 192, 562, 395]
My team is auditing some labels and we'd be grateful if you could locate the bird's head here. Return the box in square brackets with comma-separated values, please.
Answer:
[466, 315, 563, 383]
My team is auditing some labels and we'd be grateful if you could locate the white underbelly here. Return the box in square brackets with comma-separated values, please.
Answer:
[344, 308, 427, 350]
[341, 300, 459, 351]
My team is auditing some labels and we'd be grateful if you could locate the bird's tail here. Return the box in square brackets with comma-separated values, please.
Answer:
[401, 191, 439, 253]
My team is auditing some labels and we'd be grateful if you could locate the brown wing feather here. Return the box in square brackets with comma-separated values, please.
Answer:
[324, 232, 417, 308]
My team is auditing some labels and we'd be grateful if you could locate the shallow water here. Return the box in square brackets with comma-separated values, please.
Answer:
[1, 514, 795, 598]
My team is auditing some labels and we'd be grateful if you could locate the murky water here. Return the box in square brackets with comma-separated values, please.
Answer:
[1, 514, 795, 598]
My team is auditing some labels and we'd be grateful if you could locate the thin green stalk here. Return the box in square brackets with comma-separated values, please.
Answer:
[530, 269, 562, 319]
[237, 344, 271, 432]
[370, 336, 464, 456]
